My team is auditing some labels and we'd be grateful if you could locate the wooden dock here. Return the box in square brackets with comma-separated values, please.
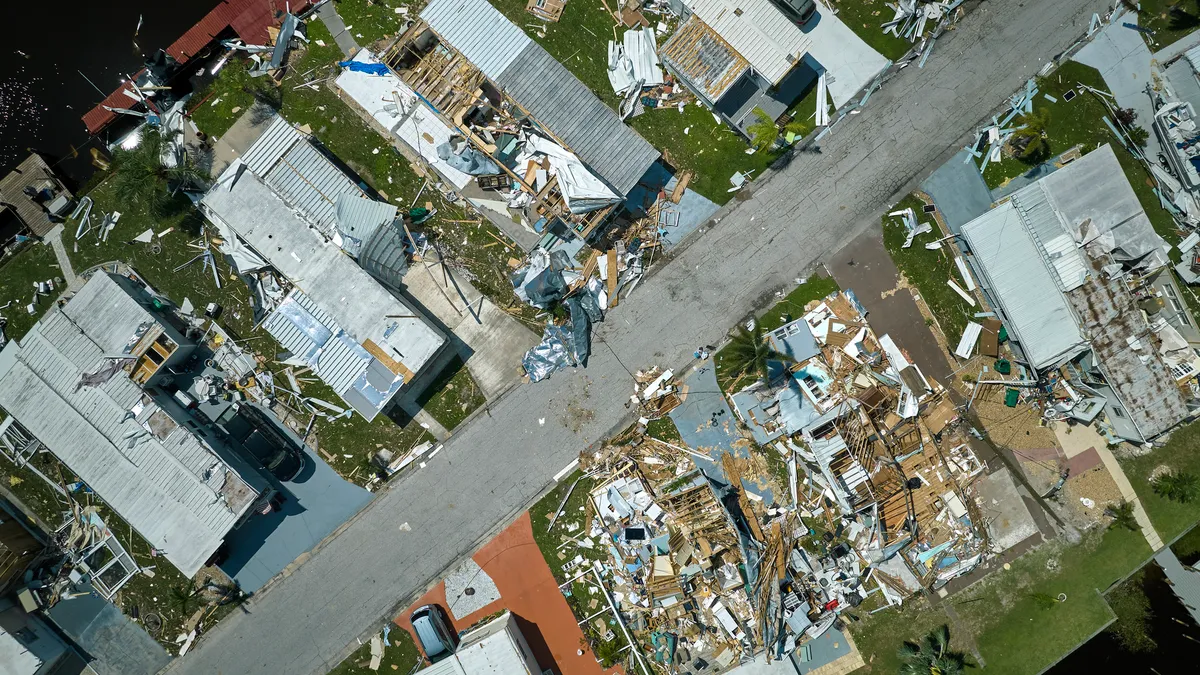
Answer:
[0, 154, 73, 238]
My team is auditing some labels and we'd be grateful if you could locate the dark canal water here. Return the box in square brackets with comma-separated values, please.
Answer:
[1047, 559, 1199, 674]
[1, 0, 220, 186]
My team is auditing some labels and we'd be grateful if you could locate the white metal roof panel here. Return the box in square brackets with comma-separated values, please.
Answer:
[421, 0, 531, 79]
[683, 0, 812, 85]
[961, 201, 1087, 370]
[495, 44, 660, 195]
[240, 116, 367, 237]
[1007, 184, 1088, 291]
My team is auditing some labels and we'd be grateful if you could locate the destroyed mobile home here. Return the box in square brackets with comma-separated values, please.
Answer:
[558, 290, 988, 670]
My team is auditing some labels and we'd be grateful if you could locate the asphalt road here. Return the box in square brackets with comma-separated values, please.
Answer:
[171, 1, 1107, 673]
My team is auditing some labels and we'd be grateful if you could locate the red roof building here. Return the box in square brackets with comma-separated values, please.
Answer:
[83, 0, 312, 135]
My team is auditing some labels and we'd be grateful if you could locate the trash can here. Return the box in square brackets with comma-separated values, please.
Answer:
[1004, 388, 1020, 407]
[995, 359, 1011, 375]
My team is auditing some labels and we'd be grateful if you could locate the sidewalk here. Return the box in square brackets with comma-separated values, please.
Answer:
[45, 224, 81, 291]
[1054, 424, 1163, 550]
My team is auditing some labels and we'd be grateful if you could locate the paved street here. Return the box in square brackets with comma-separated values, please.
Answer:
[170, 1, 1107, 673]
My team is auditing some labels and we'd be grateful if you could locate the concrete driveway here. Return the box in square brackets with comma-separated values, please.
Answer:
[802, 10, 891, 108]
[1074, 14, 1164, 158]
[219, 445, 372, 593]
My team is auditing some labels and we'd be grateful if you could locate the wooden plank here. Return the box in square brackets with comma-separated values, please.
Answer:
[606, 249, 619, 307]
[670, 171, 692, 203]
[363, 339, 415, 383]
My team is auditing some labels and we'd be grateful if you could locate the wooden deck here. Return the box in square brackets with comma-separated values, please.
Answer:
[0, 154, 72, 237]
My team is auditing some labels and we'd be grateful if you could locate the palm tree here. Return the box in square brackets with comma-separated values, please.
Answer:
[1105, 500, 1139, 531]
[898, 624, 970, 675]
[722, 321, 793, 384]
[109, 126, 207, 216]
[1152, 470, 1200, 503]
[747, 108, 810, 152]
[1011, 107, 1051, 161]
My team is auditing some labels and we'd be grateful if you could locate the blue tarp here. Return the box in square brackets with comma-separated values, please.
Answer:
[339, 60, 391, 76]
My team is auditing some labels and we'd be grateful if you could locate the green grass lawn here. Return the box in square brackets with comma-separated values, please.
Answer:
[1121, 421, 1200, 542]
[645, 416, 682, 444]
[487, 0, 796, 203]
[882, 194, 974, 343]
[189, 60, 272, 139]
[1139, 0, 1200, 51]
[326, 628, 422, 675]
[831, 0, 915, 62]
[0, 241, 64, 343]
[981, 61, 1184, 249]
[1171, 521, 1200, 561]
[956, 527, 1150, 674]
[851, 527, 1151, 674]
[333, 0, 410, 47]
[415, 356, 487, 432]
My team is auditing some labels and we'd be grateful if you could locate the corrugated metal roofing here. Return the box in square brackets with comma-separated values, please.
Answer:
[961, 201, 1087, 370]
[0, 274, 261, 577]
[683, 0, 811, 85]
[421, 0, 659, 196]
[495, 44, 659, 195]
[358, 222, 410, 290]
[1008, 184, 1088, 292]
[336, 193, 398, 249]
[420, 0, 531, 79]
[240, 116, 367, 237]
[202, 167, 445, 394]
[262, 290, 405, 420]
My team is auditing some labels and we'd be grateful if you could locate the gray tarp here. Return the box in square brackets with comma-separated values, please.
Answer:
[437, 142, 501, 175]
[523, 324, 576, 382]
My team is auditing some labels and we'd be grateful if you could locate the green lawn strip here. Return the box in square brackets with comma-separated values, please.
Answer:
[852, 527, 1149, 674]
[1138, 1, 1200, 52]
[332, 0, 409, 46]
[189, 60, 266, 139]
[1170, 522, 1200, 561]
[326, 628, 422, 675]
[415, 356, 486, 432]
[0, 241, 64, 342]
[64, 182, 259, 338]
[831, 0, 916, 62]
[1120, 421, 1200, 541]
[487, 0, 788, 203]
[981, 62, 1184, 249]
[955, 527, 1150, 674]
[303, 376, 437, 482]
[714, 274, 840, 393]
[848, 595, 960, 673]
[882, 194, 973, 343]
[645, 416, 682, 444]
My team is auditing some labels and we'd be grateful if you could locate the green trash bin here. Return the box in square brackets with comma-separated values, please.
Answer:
[998, 325, 1008, 343]
[995, 359, 1011, 375]
[1004, 388, 1020, 407]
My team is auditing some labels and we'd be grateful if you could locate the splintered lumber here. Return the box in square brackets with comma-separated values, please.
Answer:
[606, 249, 619, 306]
[670, 172, 692, 203]
[722, 454, 765, 542]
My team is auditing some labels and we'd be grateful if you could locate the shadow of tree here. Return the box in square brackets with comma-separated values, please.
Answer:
[1170, 6, 1200, 32]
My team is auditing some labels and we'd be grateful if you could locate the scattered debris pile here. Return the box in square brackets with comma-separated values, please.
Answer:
[965, 78, 1039, 172]
[552, 290, 991, 671]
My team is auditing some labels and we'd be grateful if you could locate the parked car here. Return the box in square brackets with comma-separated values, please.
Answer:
[771, 0, 817, 25]
[411, 604, 458, 663]
[242, 429, 305, 482]
[228, 404, 306, 482]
